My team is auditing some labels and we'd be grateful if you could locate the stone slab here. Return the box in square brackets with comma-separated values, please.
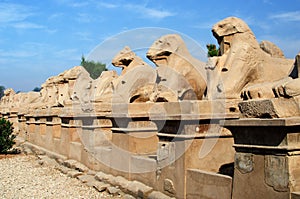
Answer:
[223, 117, 300, 127]
[292, 192, 300, 199]
[186, 169, 232, 199]
[111, 100, 240, 120]
[69, 142, 83, 162]
[239, 98, 300, 118]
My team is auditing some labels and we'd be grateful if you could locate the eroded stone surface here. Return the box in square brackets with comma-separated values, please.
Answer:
[147, 34, 207, 100]
[112, 46, 148, 75]
[207, 17, 294, 100]
[265, 155, 289, 192]
[235, 153, 253, 174]
[260, 40, 285, 58]
[90, 71, 118, 103]
[0, 89, 40, 112]
[239, 97, 300, 118]
[28, 66, 93, 111]
[272, 53, 300, 98]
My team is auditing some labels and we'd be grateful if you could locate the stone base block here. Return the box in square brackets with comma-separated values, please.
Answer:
[239, 97, 300, 118]
[186, 169, 232, 199]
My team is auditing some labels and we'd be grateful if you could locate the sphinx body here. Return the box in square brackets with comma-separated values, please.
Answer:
[271, 53, 300, 98]
[111, 46, 157, 103]
[147, 34, 207, 100]
[207, 17, 294, 100]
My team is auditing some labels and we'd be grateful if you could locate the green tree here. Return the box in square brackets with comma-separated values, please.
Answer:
[206, 44, 219, 57]
[32, 87, 41, 92]
[80, 55, 107, 79]
[0, 86, 5, 99]
[0, 118, 16, 154]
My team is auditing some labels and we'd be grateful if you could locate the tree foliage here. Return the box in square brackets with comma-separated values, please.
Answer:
[206, 44, 219, 57]
[80, 55, 107, 79]
[0, 86, 5, 99]
[32, 87, 41, 92]
[0, 118, 16, 154]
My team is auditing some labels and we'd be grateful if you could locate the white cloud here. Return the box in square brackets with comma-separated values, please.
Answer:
[76, 13, 94, 23]
[125, 4, 176, 19]
[12, 22, 45, 29]
[48, 13, 64, 20]
[263, 0, 273, 5]
[0, 2, 49, 31]
[144, 7, 175, 19]
[70, 2, 89, 7]
[270, 11, 300, 22]
[53, 0, 88, 7]
[92, 1, 176, 20]
[0, 42, 54, 60]
[97, 2, 119, 9]
[54, 48, 80, 61]
[74, 31, 93, 41]
[0, 49, 37, 58]
[45, 29, 58, 34]
[0, 3, 34, 24]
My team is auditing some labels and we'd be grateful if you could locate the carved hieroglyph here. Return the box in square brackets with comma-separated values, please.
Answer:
[207, 17, 294, 99]
[146, 34, 207, 100]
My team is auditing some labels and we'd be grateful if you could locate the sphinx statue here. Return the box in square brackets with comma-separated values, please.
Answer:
[111, 46, 157, 103]
[90, 70, 118, 103]
[259, 40, 285, 58]
[146, 34, 207, 100]
[272, 53, 300, 98]
[0, 88, 40, 113]
[206, 17, 294, 100]
[27, 66, 93, 111]
[0, 88, 16, 107]
[112, 46, 148, 75]
[67, 66, 93, 111]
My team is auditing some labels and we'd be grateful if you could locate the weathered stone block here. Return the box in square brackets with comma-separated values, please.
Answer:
[186, 169, 232, 199]
[239, 98, 300, 118]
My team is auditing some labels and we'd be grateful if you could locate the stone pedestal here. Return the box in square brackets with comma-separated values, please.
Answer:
[60, 116, 82, 157]
[109, 105, 159, 180]
[111, 121, 158, 155]
[17, 114, 27, 139]
[148, 100, 239, 199]
[26, 116, 36, 143]
[152, 120, 235, 199]
[44, 116, 61, 151]
[77, 115, 113, 171]
[224, 118, 300, 199]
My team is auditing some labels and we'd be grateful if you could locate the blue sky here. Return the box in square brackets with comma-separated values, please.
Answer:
[0, 0, 300, 91]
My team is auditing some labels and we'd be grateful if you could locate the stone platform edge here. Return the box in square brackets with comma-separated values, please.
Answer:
[19, 140, 174, 199]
